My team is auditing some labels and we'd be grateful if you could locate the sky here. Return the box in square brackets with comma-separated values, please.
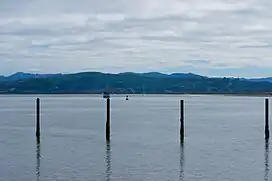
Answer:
[0, 0, 272, 77]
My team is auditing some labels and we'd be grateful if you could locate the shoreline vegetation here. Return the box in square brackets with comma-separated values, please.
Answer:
[0, 92, 271, 97]
[0, 72, 271, 95]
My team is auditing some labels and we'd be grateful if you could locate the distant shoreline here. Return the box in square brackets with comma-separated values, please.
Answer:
[0, 92, 271, 97]
[0, 72, 271, 96]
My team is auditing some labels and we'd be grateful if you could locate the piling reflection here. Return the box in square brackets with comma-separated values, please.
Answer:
[179, 140, 185, 181]
[36, 138, 41, 181]
[264, 139, 269, 181]
[105, 140, 112, 181]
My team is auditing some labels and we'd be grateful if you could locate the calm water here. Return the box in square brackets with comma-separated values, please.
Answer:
[0, 94, 271, 181]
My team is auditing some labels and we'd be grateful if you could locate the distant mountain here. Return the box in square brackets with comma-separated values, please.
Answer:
[4, 72, 62, 81]
[141, 72, 168, 78]
[117, 72, 140, 76]
[249, 77, 272, 83]
[139, 72, 205, 79]
[169, 73, 205, 79]
[8, 72, 37, 81]
[0, 71, 271, 94]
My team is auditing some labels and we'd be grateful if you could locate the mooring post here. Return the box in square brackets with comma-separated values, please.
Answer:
[36, 98, 40, 139]
[180, 100, 184, 141]
[265, 98, 269, 139]
[106, 98, 110, 141]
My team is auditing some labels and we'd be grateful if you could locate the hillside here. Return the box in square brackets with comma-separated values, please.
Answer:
[249, 77, 272, 83]
[0, 72, 271, 94]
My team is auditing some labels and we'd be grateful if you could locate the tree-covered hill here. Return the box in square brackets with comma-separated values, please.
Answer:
[0, 72, 271, 94]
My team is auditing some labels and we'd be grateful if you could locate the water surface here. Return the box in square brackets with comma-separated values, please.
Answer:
[0, 95, 271, 181]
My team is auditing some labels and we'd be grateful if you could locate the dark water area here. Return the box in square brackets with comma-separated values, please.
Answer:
[0, 95, 271, 181]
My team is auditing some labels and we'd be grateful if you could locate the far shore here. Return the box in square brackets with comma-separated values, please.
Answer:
[0, 92, 271, 97]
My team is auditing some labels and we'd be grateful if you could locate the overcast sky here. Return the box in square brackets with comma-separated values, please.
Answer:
[0, 0, 271, 77]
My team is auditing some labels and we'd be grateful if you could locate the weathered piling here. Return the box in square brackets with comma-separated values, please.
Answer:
[106, 98, 110, 141]
[36, 137, 41, 180]
[265, 98, 269, 139]
[36, 98, 40, 139]
[105, 140, 111, 181]
[264, 138, 269, 181]
[180, 100, 184, 141]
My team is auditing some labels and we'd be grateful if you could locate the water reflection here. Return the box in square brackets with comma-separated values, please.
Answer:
[180, 141, 185, 181]
[105, 140, 112, 181]
[36, 138, 41, 181]
[264, 139, 269, 181]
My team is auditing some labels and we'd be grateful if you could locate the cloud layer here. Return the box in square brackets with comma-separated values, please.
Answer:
[0, 0, 271, 77]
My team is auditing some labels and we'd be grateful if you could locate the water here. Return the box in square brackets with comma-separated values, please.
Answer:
[0, 94, 271, 181]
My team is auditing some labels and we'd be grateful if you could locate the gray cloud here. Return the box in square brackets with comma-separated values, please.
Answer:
[0, 0, 271, 76]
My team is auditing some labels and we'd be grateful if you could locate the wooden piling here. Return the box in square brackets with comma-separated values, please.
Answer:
[36, 98, 40, 138]
[106, 98, 110, 141]
[180, 100, 184, 141]
[265, 98, 269, 139]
